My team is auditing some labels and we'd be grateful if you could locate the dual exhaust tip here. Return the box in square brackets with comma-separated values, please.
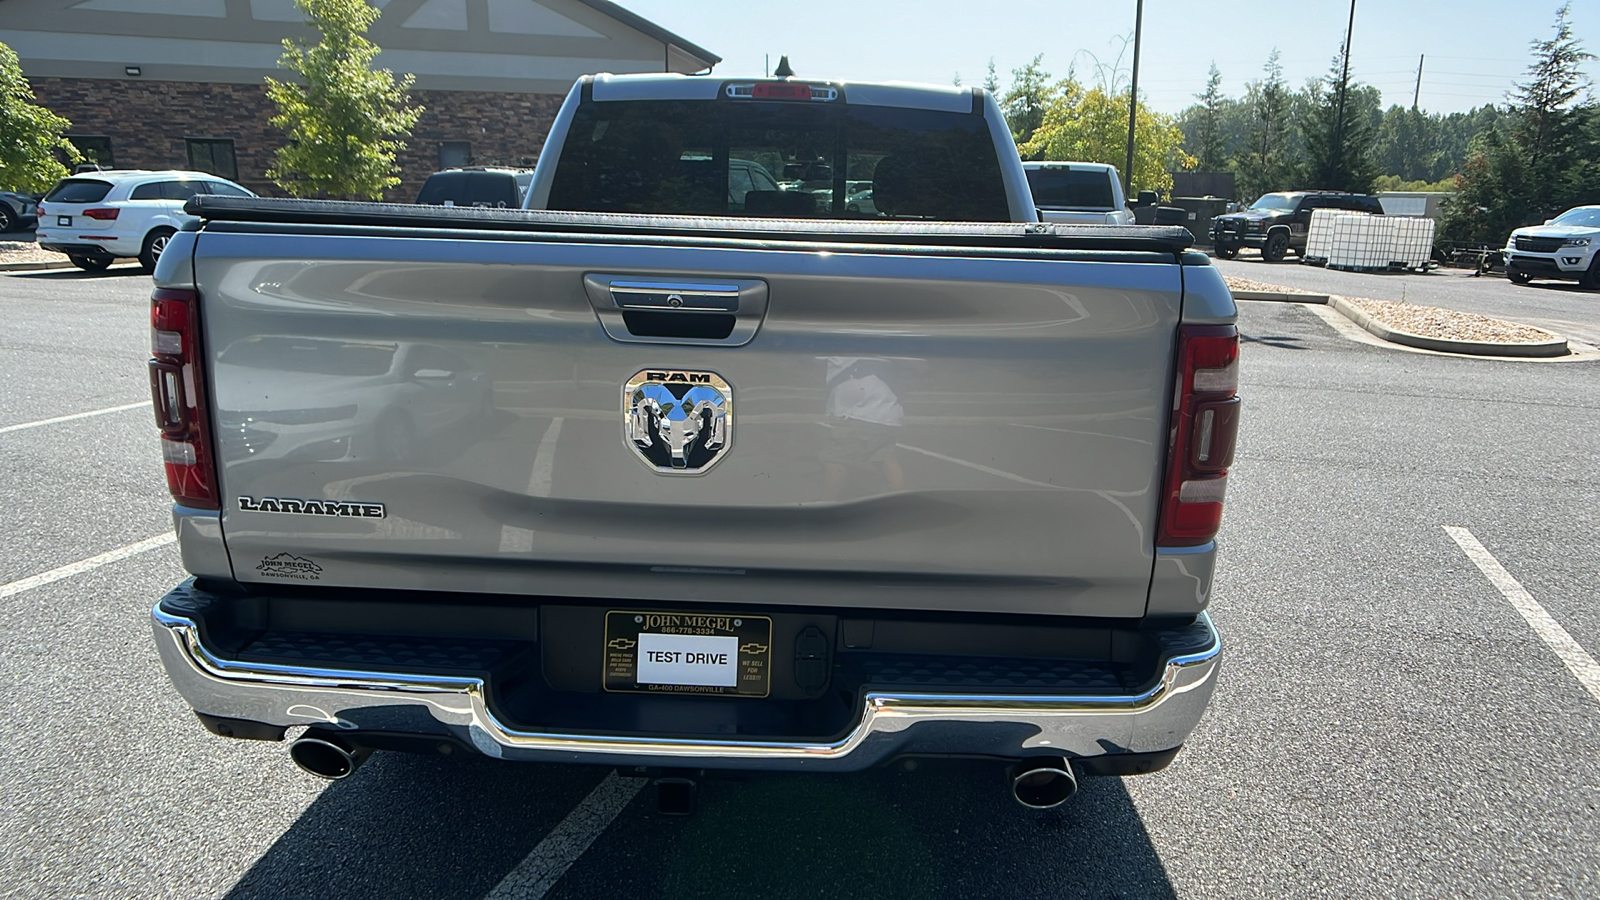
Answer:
[1009, 757, 1077, 809]
[289, 735, 371, 780]
[289, 736, 1078, 810]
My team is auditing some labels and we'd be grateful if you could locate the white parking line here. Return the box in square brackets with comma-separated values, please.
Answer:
[894, 442, 1065, 490]
[527, 416, 564, 498]
[0, 400, 150, 435]
[482, 770, 647, 899]
[0, 533, 176, 600]
[1444, 525, 1600, 703]
[499, 417, 564, 553]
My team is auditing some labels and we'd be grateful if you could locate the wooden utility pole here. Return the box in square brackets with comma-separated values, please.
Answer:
[1123, 0, 1144, 197]
[1412, 54, 1424, 110]
[1333, 0, 1357, 183]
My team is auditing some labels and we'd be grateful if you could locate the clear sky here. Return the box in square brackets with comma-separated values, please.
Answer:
[621, 0, 1600, 116]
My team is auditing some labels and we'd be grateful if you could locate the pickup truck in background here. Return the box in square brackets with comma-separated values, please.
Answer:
[148, 73, 1236, 811]
[1022, 161, 1136, 226]
[1210, 191, 1385, 262]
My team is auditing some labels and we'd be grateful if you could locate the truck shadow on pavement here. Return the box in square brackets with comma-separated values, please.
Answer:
[225, 753, 1177, 900]
[15, 266, 146, 279]
[1241, 332, 1310, 351]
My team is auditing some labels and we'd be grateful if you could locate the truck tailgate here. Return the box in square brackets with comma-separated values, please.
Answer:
[194, 219, 1184, 617]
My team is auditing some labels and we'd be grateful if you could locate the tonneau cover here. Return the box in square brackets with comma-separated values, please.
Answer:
[184, 196, 1195, 254]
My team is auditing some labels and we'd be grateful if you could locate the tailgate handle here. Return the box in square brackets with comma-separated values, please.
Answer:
[583, 275, 768, 346]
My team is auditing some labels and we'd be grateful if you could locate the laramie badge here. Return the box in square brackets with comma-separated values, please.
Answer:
[624, 369, 731, 473]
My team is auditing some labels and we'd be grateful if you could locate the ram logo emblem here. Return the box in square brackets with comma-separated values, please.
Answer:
[624, 369, 731, 473]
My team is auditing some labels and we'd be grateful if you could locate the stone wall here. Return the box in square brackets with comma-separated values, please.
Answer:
[28, 78, 565, 200]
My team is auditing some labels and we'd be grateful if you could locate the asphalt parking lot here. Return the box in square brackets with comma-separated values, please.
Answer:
[2, 263, 1598, 899]
[1213, 253, 1600, 347]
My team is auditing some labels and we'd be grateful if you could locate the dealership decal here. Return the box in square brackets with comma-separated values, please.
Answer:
[256, 553, 323, 581]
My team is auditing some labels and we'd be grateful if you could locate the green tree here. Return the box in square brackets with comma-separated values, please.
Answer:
[1442, 3, 1596, 242]
[983, 59, 1000, 95]
[1190, 63, 1227, 171]
[1371, 173, 1458, 193]
[0, 41, 79, 193]
[1020, 78, 1196, 195]
[1296, 43, 1380, 193]
[265, 0, 423, 199]
[1232, 50, 1292, 200]
[1001, 55, 1054, 151]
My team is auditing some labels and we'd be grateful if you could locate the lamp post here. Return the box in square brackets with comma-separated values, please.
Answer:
[1333, 0, 1356, 186]
[1123, 0, 1144, 198]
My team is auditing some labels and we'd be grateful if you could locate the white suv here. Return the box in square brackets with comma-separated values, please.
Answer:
[34, 170, 254, 272]
[1504, 205, 1600, 288]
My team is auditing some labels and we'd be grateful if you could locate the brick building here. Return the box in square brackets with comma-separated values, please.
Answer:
[0, 0, 718, 198]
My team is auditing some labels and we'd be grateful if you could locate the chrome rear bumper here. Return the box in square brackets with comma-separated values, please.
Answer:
[152, 597, 1220, 771]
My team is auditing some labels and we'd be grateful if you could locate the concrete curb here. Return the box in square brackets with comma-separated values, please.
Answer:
[0, 259, 72, 272]
[1231, 289, 1330, 304]
[1328, 295, 1571, 359]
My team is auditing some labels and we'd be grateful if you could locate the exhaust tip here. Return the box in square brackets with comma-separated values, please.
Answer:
[290, 735, 370, 780]
[1010, 757, 1077, 809]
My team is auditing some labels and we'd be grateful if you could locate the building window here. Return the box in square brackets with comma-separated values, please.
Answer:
[440, 141, 472, 168]
[186, 138, 238, 180]
[64, 135, 114, 168]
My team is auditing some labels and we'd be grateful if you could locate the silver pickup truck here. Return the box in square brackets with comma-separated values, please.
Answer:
[147, 74, 1236, 810]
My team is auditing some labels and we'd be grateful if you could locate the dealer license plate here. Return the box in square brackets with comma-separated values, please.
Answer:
[603, 610, 771, 697]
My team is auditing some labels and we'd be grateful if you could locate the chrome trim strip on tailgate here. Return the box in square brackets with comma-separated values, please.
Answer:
[152, 605, 1219, 770]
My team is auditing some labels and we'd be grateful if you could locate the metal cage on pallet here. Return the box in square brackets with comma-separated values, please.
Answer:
[1305, 210, 1435, 272]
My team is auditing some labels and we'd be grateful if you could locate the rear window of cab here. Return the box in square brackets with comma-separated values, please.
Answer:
[43, 179, 113, 204]
[1025, 168, 1115, 209]
[548, 99, 1009, 221]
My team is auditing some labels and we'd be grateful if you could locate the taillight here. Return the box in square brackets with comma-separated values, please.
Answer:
[147, 287, 219, 509]
[84, 207, 120, 220]
[1158, 325, 1241, 547]
[35, 202, 46, 217]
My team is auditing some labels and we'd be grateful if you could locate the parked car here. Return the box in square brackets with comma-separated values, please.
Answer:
[1022, 162, 1135, 225]
[416, 167, 533, 208]
[213, 336, 493, 465]
[33, 170, 254, 272]
[845, 188, 876, 216]
[726, 158, 784, 212]
[1503, 205, 1600, 288]
[1210, 191, 1384, 262]
[0, 190, 41, 233]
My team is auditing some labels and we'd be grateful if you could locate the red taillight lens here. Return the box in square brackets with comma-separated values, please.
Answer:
[148, 287, 218, 510]
[752, 82, 815, 100]
[84, 207, 120, 220]
[35, 202, 46, 217]
[1158, 325, 1240, 547]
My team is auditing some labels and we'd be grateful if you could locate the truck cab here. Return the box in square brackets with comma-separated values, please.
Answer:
[1021, 161, 1135, 226]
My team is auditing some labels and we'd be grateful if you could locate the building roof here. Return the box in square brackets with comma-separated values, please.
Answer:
[572, 0, 718, 68]
[0, 0, 719, 94]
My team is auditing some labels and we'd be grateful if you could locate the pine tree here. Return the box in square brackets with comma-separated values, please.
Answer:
[265, 0, 423, 199]
[1232, 51, 1291, 200]
[1509, 2, 1593, 213]
[983, 59, 1000, 95]
[1296, 42, 1380, 193]
[1442, 3, 1597, 242]
[1001, 55, 1054, 152]
[1192, 63, 1226, 171]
